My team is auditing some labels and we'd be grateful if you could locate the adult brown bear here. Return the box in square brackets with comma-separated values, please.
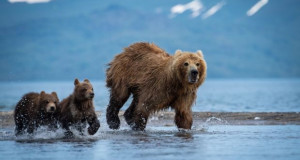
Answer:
[106, 42, 207, 131]
[14, 91, 59, 135]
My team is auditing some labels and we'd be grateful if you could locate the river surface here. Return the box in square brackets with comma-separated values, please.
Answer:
[0, 124, 299, 160]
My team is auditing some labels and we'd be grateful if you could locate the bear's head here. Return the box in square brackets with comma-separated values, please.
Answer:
[39, 91, 59, 114]
[172, 50, 207, 86]
[74, 78, 95, 101]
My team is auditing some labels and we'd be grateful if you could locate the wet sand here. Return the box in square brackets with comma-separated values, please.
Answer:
[1, 111, 300, 128]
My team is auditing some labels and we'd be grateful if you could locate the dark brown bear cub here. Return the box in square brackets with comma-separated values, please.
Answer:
[14, 91, 59, 136]
[59, 79, 100, 137]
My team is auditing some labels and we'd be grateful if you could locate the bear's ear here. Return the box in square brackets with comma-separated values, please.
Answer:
[84, 79, 90, 83]
[196, 50, 204, 58]
[51, 92, 58, 100]
[40, 91, 46, 96]
[174, 50, 183, 57]
[74, 78, 80, 86]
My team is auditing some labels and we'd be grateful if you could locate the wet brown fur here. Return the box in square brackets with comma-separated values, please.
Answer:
[106, 42, 207, 130]
[58, 79, 100, 137]
[14, 91, 59, 135]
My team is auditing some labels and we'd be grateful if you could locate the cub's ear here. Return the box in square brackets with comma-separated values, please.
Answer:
[40, 91, 46, 96]
[196, 50, 204, 58]
[51, 92, 58, 100]
[74, 78, 80, 86]
[84, 79, 90, 83]
[174, 49, 183, 57]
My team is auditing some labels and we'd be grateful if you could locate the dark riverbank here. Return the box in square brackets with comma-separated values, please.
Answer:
[1, 111, 300, 128]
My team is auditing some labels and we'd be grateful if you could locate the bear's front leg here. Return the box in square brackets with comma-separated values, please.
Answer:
[172, 93, 196, 130]
[87, 114, 100, 135]
[174, 110, 193, 130]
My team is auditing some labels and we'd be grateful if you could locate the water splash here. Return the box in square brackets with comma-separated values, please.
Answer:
[205, 116, 229, 125]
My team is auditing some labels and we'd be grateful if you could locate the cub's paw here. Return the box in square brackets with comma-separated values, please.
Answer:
[88, 121, 100, 135]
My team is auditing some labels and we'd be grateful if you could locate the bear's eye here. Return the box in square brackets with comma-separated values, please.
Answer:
[82, 88, 87, 92]
[45, 100, 49, 104]
[184, 62, 189, 66]
[196, 63, 200, 66]
[91, 88, 94, 91]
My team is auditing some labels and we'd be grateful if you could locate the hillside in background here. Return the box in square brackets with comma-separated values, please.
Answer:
[0, 0, 300, 81]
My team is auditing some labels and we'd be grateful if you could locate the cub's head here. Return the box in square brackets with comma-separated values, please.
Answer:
[74, 78, 95, 101]
[39, 91, 59, 113]
[172, 50, 207, 86]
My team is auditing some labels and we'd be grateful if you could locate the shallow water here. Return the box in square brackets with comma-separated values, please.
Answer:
[1, 79, 300, 112]
[1, 79, 300, 159]
[0, 124, 300, 160]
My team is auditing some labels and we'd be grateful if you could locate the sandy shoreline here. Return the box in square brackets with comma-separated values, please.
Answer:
[1, 111, 300, 128]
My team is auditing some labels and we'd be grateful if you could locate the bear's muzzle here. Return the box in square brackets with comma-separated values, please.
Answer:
[188, 69, 199, 83]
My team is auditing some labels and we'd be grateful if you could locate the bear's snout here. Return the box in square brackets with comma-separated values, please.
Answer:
[89, 92, 95, 98]
[50, 106, 55, 111]
[191, 69, 198, 76]
[188, 69, 199, 83]
[46, 102, 56, 113]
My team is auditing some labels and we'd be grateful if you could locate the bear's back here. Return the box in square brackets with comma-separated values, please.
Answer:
[123, 42, 170, 62]
[14, 92, 40, 119]
[107, 42, 172, 88]
[18, 92, 39, 109]
[22, 92, 39, 101]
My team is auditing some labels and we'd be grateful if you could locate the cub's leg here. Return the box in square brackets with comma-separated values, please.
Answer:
[62, 122, 74, 138]
[87, 113, 100, 135]
[14, 111, 27, 136]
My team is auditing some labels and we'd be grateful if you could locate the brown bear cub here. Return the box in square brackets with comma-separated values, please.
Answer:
[14, 91, 59, 135]
[59, 79, 100, 137]
[106, 42, 207, 131]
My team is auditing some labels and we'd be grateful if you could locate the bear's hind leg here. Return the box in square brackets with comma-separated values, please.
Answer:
[14, 106, 27, 136]
[130, 105, 149, 131]
[124, 96, 138, 126]
[106, 89, 130, 129]
[15, 118, 25, 136]
[62, 122, 74, 138]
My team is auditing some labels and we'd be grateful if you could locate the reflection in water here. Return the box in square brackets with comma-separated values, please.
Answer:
[174, 131, 193, 139]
